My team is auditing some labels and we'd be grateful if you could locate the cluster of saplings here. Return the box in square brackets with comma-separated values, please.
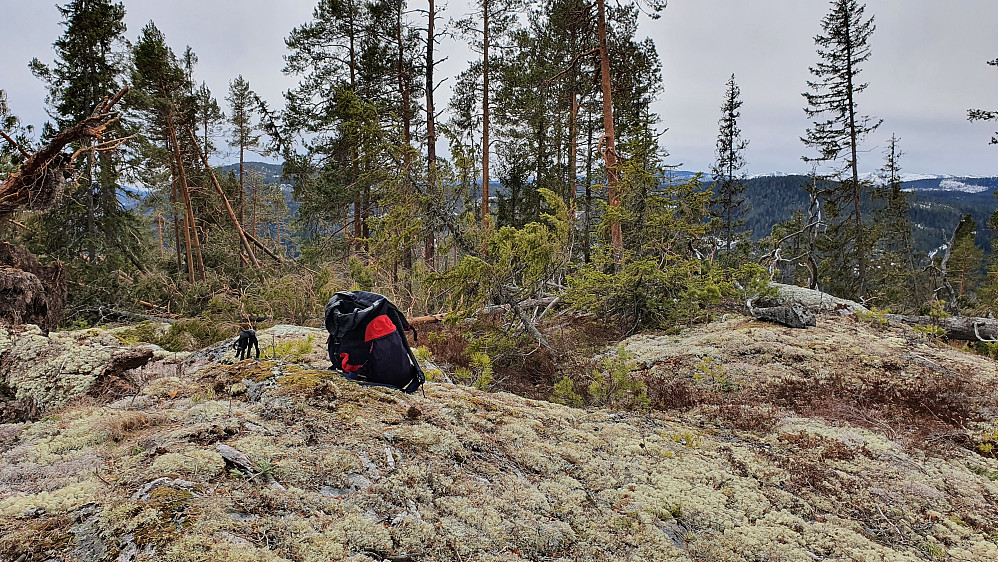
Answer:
[1, 0, 997, 364]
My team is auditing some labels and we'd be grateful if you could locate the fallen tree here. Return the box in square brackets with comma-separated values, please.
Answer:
[884, 314, 998, 342]
[761, 283, 998, 342]
[0, 87, 129, 329]
[0, 87, 129, 221]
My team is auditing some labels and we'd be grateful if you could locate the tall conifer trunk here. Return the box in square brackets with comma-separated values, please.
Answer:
[481, 0, 490, 225]
[595, 0, 622, 260]
[425, 0, 437, 268]
[397, 0, 414, 269]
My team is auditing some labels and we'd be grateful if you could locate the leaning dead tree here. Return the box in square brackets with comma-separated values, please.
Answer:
[0, 87, 130, 221]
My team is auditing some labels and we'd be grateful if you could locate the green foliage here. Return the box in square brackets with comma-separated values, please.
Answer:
[869, 136, 924, 311]
[567, 253, 770, 332]
[273, 335, 316, 362]
[454, 352, 494, 391]
[348, 256, 375, 292]
[857, 306, 889, 326]
[550, 376, 583, 407]
[115, 321, 162, 345]
[929, 298, 951, 322]
[803, 0, 881, 299]
[694, 357, 739, 393]
[946, 214, 985, 304]
[976, 424, 998, 457]
[157, 318, 240, 352]
[435, 188, 570, 316]
[710, 74, 751, 254]
[242, 273, 326, 326]
[586, 345, 649, 411]
[913, 300, 950, 338]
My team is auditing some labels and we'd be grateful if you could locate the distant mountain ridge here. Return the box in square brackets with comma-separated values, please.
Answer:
[732, 174, 998, 255]
[216, 161, 285, 185]
[214, 163, 998, 255]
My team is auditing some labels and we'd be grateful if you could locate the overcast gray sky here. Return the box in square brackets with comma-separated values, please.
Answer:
[2, 0, 996, 177]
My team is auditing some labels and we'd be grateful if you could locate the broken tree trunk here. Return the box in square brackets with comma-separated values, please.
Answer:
[243, 230, 284, 264]
[0, 87, 129, 221]
[185, 127, 261, 269]
[884, 314, 998, 342]
[167, 119, 204, 282]
[407, 297, 559, 326]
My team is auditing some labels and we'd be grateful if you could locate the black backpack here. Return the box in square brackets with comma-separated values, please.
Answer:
[324, 291, 425, 394]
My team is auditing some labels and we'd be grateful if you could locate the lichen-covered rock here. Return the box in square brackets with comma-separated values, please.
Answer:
[0, 324, 168, 414]
[0, 317, 996, 561]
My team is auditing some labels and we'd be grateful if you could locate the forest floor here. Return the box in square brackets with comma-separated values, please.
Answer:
[1, 314, 997, 561]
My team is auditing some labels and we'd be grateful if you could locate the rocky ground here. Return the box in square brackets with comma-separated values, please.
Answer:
[1, 315, 997, 561]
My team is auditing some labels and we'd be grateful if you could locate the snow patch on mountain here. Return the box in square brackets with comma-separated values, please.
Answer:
[913, 179, 991, 193]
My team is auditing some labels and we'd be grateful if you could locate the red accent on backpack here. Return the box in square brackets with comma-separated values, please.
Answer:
[364, 314, 397, 342]
[339, 352, 363, 372]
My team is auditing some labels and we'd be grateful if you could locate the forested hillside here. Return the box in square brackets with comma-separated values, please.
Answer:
[1, 0, 997, 329]
[3, 0, 998, 559]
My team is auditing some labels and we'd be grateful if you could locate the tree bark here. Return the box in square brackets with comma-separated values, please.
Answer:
[166, 117, 204, 282]
[481, 0, 490, 225]
[244, 230, 284, 263]
[397, 1, 414, 271]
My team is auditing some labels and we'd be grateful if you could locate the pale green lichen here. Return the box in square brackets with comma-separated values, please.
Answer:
[0, 480, 100, 517]
[150, 449, 225, 479]
[2, 316, 997, 560]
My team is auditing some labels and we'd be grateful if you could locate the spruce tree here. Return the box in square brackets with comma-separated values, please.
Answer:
[870, 135, 920, 309]
[802, 0, 881, 299]
[710, 74, 749, 255]
[27, 0, 134, 265]
[195, 82, 224, 162]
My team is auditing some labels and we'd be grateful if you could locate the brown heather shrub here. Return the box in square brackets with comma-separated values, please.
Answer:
[0, 515, 74, 562]
[102, 410, 163, 442]
[422, 326, 471, 368]
[762, 369, 982, 445]
[713, 403, 782, 433]
[648, 377, 714, 411]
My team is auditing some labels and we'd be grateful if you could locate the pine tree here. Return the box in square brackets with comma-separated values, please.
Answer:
[129, 22, 204, 282]
[284, 0, 405, 258]
[455, 0, 523, 225]
[227, 75, 262, 224]
[802, 0, 881, 299]
[945, 214, 984, 301]
[710, 74, 749, 255]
